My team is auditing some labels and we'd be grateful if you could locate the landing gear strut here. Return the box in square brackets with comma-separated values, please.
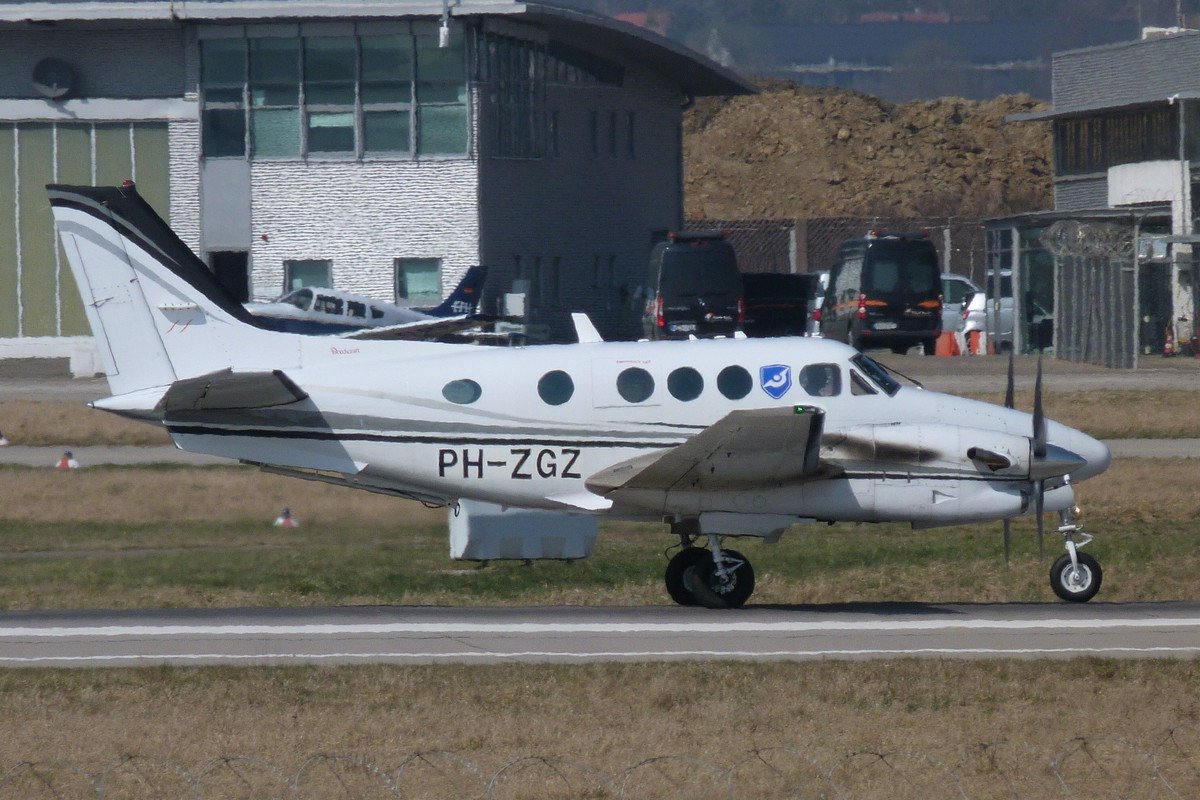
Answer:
[1049, 505, 1102, 602]
[664, 534, 755, 609]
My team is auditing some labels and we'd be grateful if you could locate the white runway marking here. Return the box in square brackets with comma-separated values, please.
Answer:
[3, 617, 1200, 639]
[3, 646, 1200, 666]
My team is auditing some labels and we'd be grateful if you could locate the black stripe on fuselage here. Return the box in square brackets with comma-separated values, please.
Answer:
[166, 424, 683, 449]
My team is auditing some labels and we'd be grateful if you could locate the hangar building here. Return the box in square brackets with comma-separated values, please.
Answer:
[0, 0, 751, 365]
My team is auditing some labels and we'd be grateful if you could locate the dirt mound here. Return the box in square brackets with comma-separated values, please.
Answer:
[684, 80, 1052, 220]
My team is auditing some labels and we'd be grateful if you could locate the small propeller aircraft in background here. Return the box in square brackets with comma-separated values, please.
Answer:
[50, 183, 1112, 608]
[244, 266, 487, 340]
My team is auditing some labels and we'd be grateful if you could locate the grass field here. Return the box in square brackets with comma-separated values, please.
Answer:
[0, 458, 1195, 610]
[2, 661, 1199, 798]
[1, 388, 1198, 447]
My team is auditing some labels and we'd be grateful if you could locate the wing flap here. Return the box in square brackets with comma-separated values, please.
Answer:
[156, 368, 308, 412]
[587, 406, 826, 495]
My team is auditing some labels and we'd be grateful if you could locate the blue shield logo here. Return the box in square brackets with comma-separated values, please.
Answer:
[759, 364, 792, 399]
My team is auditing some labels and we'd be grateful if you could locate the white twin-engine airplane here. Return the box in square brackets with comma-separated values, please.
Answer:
[50, 183, 1112, 608]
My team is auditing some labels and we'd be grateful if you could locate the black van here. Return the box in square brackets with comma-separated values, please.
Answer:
[741, 272, 819, 338]
[818, 232, 942, 354]
[642, 231, 743, 340]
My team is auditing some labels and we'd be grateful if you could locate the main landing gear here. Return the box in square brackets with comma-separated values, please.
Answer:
[1049, 505, 1102, 603]
[664, 534, 756, 609]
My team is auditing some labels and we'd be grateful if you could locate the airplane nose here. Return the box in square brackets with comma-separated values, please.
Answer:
[1053, 426, 1111, 481]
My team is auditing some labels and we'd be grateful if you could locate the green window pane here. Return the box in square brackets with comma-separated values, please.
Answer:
[133, 123, 171, 224]
[362, 82, 410, 105]
[364, 111, 409, 152]
[304, 37, 356, 81]
[416, 34, 463, 83]
[250, 39, 300, 85]
[0, 126, 16, 337]
[362, 35, 412, 82]
[17, 125, 55, 337]
[252, 108, 300, 158]
[419, 105, 467, 155]
[203, 108, 246, 157]
[285, 259, 331, 291]
[417, 82, 466, 104]
[396, 258, 440, 302]
[55, 124, 92, 337]
[251, 86, 299, 107]
[305, 37, 356, 106]
[307, 112, 355, 153]
[201, 39, 246, 85]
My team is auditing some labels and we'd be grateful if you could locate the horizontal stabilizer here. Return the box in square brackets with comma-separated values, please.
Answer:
[587, 406, 826, 495]
[156, 369, 308, 412]
[339, 315, 480, 341]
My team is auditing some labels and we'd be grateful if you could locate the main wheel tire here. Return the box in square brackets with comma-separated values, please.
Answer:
[685, 549, 756, 609]
[664, 547, 710, 606]
[1050, 552, 1102, 602]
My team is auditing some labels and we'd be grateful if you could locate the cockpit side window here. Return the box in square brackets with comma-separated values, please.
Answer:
[850, 370, 877, 395]
[282, 288, 313, 310]
[851, 353, 900, 396]
[799, 363, 841, 397]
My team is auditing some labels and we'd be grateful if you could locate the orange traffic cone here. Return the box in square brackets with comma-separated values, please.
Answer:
[273, 507, 299, 528]
[934, 330, 960, 356]
[56, 450, 78, 470]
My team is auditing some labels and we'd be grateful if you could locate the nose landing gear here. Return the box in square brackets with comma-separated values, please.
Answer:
[1048, 505, 1102, 602]
[664, 534, 755, 609]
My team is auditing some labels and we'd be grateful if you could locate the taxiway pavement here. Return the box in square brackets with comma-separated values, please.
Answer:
[3, 602, 1200, 667]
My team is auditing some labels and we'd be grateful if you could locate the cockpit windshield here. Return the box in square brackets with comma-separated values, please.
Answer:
[279, 288, 313, 310]
[851, 353, 901, 396]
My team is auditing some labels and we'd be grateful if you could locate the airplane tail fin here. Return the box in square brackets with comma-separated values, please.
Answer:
[423, 265, 487, 317]
[49, 183, 286, 397]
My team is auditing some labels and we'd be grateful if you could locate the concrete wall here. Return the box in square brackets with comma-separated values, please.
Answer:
[478, 65, 683, 341]
[248, 160, 480, 301]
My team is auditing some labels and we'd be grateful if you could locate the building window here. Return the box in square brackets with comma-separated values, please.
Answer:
[416, 34, 468, 155]
[608, 110, 618, 159]
[284, 259, 332, 292]
[1053, 106, 1177, 176]
[200, 39, 247, 158]
[304, 37, 357, 156]
[589, 110, 599, 158]
[626, 111, 636, 159]
[395, 258, 441, 305]
[199, 30, 467, 161]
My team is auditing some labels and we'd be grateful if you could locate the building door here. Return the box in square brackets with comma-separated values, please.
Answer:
[209, 251, 250, 302]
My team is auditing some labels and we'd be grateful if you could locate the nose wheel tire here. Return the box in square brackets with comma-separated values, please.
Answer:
[683, 549, 755, 609]
[664, 547, 711, 606]
[1050, 552, 1102, 603]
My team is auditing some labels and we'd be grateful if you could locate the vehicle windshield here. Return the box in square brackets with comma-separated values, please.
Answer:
[851, 353, 902, 395]
[278, 288, 313, 310]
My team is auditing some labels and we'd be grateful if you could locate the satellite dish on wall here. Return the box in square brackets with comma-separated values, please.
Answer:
[33, 57, 75, 100]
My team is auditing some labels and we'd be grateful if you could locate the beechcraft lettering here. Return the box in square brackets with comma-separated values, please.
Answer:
[50, 182, 1113, 609]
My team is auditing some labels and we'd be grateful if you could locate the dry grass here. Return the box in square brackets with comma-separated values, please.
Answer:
[0, 400, 170, 446]
[962, 389, 1200, 439]
[2, 388, 1198, 448]
[1, 661, 1199, 798]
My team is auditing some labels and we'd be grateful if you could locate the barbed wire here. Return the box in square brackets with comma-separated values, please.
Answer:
[5, 728, 1200, 799]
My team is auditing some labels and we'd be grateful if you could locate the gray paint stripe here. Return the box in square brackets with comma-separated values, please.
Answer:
[5, 617, 1200, 638]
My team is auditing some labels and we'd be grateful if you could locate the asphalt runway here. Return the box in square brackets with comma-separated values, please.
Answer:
[3, 602, 1200, 668]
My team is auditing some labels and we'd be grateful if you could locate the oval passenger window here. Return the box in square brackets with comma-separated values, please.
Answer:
[538, 370, 575, 405]
[717, 365, 752, 400]
[616, 367, 655, 403]
[667, 367, 704, 401]
[442, 379, 482, 404]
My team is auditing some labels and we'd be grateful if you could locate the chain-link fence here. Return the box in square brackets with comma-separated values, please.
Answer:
[7, 731, 1200, 799]
[683, 218, 798, 274]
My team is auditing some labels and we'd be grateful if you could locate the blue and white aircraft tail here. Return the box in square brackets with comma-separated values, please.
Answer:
[50, 182, 1114, 607]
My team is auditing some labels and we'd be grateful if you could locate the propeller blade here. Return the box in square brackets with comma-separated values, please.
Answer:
[1004, 348, 1015, 410]
[1035, 479, 1045, 557]
[1032, 353, 1046, 459]
[1003, 518, 1011, 568]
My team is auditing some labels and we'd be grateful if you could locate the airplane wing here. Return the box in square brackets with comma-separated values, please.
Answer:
[156, 368, 308, 412]
[587, 405, 827, 496]
[338, 315, 481, 341]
